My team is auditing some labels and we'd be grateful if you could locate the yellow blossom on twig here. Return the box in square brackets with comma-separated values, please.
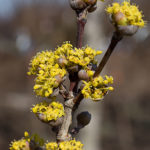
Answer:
[32, 101, 64, 122]
[82, 75, 114, 101]
[106, 1, 145, 27]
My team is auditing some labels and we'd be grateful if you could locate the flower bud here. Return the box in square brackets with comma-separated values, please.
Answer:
[37, 113, 47, 122]
[77, 111, 91, 128]
[69, 0, 87, 10]
[78, 69, 89, 80]
[113, 12, 127, 26]
[58, 57, 68, 68]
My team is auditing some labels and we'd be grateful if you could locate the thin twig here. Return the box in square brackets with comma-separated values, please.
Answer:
[76, 17, 86, 48]
[94, 31, 123, 77]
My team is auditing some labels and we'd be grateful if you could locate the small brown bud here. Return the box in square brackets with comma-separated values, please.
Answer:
[70, 0, 87, 10]
[58, 57, 68, 67]
[113, 12, 127, 26]
[37, 113, 47, 122]
[78, 69, 89, 80]
[77, 111, 91, 127]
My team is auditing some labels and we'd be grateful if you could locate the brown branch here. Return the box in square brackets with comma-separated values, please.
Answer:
[94, 31, 123, 77]
[76, 16, 86, 48]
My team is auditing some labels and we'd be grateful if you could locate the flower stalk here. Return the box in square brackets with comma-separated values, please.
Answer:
[94, 31, 123, 77]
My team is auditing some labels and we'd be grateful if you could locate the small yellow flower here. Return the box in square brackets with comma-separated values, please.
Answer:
[24, 131, 29, 138]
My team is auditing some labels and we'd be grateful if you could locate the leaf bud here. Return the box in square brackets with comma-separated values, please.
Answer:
[69, 0, 87, 10]
[77, 111, 91, 128]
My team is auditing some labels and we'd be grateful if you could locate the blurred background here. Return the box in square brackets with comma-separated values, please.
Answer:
[0, 0, 150, 149]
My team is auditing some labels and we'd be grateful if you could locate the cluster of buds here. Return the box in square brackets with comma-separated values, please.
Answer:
[28, 42, 103, 97]
[69, 0, 98, 13]
[9, 132, 44, 150]
[82, 75, 114, 101]
[45, 139, 83, 150]
[106, 1, 145, 36]
[31, 101, 64, 126]
[10, 132, 83, 150]
[28, 50, 67, 98]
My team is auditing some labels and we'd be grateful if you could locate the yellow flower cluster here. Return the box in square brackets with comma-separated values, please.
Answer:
[9, 132, 44, 150]
[55, 42, 102, 68]
[32, 101, 64, 122]
[106, 1, 145, 27]
[45, 139, 83, 150]
[9, 139, 29, 150]
[28, 50, 67, 97]
[28, 42, 102, 97]
[45, 142, 58, 150]
[82, 75, 114, 101]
